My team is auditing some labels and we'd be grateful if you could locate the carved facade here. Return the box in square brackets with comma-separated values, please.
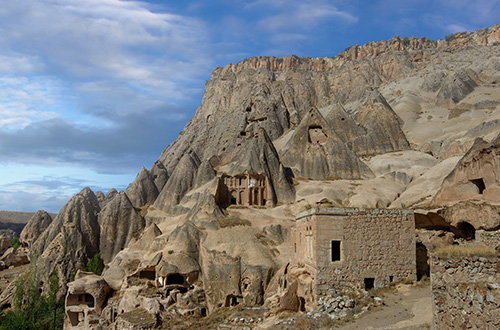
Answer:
[215, 174, 271, 207]
[291, 207, 416, 298]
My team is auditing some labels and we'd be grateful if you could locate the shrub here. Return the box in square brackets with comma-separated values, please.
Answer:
[10, 238, 21, 250]
[84, 253, 104, 276]
[445, 33, 455, 42]
[401, 37, 410, 46]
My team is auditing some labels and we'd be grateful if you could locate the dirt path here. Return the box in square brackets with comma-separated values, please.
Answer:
[340, 282, 432, 330]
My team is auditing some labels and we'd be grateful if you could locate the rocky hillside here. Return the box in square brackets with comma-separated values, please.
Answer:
[11, 24, 500, 328]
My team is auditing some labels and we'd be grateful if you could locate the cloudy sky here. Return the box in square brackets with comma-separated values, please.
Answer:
[0, 0, 499, 213]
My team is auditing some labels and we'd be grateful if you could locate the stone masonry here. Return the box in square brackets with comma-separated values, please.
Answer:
[292, 207, 416, 299]
[431, 252, 500, 329]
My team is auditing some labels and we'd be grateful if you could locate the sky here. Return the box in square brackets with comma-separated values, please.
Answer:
[0, 0, 499, 213]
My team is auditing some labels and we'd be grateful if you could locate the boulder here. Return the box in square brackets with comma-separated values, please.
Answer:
[0, 247, 29, 267]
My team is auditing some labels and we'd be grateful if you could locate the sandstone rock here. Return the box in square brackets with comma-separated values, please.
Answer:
[31, 188, 101, 292]
[99, 191, 146, 264]
[125, 166, 160, 209]
[200, 247, 242, 312]
[19, 210, 53, 248]
[153, 150, 201, 212]
[32, 187, 100, 255]
[434, 134, 500, 205]
[149, 160, 169, 192]
[347, 90, 410, 155]
[436, 69, 479, 107]
[104, 188, 118, 205]
[95, 191, 106, 207]
[0, 235, 12, 255]
[219, 127, 295, 205]
[281, 107, 373, 180]
[0, 247, 29, 267]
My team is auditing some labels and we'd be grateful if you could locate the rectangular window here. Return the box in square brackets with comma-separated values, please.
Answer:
[331, 240, 341, 261]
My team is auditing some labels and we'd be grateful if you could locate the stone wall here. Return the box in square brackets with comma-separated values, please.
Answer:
[476, 229, 500, 247]
[431, 253, 500, 329]
[292, 208, 416, 298]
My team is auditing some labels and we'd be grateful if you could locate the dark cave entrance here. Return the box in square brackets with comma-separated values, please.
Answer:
[166, 273, 185, 285]
[458, 222, 476, 240]
[470, 178, 486, 194]
[416, 243, 430, 280]
[364, 278, 375, 290]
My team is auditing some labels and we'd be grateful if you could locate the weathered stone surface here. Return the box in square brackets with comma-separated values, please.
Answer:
[31, 188, 100, 292]
[0, 247, 30, 267]
[434, 134, 500, 205]
[153, 150, 201, 212]
[436, 69, 479, 107]
[32, 187, 100, 255]
[281, 107, 373, 180]
[125, 166, 160, 210]
[99, 191, 146, 264]
[20, 210, 53, 248]
[219, 128, 295, 205]
[347, 90, 409, 155]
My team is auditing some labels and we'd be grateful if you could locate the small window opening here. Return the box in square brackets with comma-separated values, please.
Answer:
[389, 276, 394, 283]
[201, 308, 207, 317]
[166, 273, 185, 285]
[240, 131, 246, 136]
[341, 117, 345, 121]
[225, 295, 240, 307]
[331, 240, 341, 261]
[246, 106, 252, 112]
[470, 178, 486, 194]
[283, 279, 287, 289]
[139, 269, 156, 281]
[299, 297, 306, 312]
[364, 278, 375, 290]
[230, 197, 237, 205]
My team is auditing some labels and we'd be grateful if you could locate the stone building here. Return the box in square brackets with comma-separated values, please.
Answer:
[215, 173, 271, 208]
[291, 207, 416, 298]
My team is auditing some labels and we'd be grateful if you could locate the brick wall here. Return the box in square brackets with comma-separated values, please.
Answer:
[431, 253, 500, 329]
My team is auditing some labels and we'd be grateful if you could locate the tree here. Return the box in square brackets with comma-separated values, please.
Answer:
[84, 253, 104, 276]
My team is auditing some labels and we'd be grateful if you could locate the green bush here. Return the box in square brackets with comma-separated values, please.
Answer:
[10, 238, 20, 250]
[401, 37, 410, 46]
[445, 33, 455, 42]
[84, 253, 104, 276]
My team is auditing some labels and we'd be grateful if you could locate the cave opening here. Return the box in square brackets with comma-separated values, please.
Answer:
[470, 178, 486, 194]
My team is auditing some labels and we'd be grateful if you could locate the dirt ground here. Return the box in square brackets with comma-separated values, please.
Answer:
[340, 282, 432, 330]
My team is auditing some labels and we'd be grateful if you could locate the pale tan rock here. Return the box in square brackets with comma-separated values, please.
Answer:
[20, 210, 53, 248]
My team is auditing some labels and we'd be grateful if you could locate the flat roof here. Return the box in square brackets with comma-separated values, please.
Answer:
[295, 207, 414, 220]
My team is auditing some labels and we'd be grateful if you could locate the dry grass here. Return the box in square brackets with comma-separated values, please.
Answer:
[433, 244, 496, 257]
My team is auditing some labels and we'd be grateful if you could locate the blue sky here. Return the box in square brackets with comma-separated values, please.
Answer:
[0, 0, 498, 213]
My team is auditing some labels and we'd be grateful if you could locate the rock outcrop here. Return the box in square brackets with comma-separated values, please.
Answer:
[20, 210, 53, 248]
[433, 134, 500, 205]
[32, 188, 101, 291]
[281, 107, 373, 180]
[99, 191, 146, 264]
[218, 127, 295, 205]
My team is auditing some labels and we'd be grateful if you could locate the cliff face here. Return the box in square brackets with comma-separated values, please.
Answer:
[18, 24, 500, 328]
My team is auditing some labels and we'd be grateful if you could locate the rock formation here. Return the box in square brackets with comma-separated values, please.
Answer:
[433, 133, 500, 205]
[31, 187, 101, 292]
[20, 210, 53, 248]
[281, 107, 373, 180]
